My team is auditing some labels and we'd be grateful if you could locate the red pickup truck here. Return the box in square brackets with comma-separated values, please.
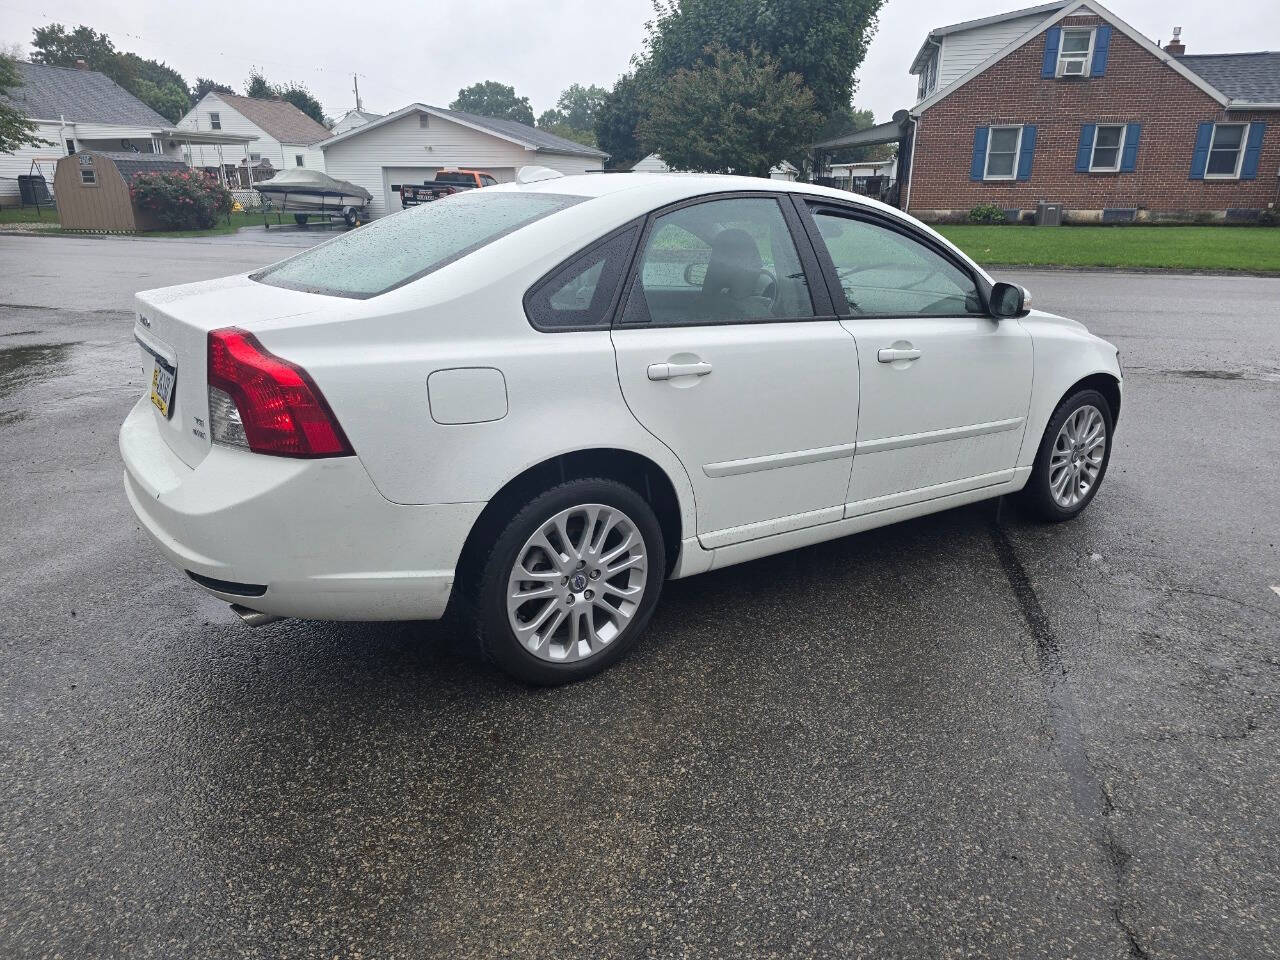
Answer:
[399, 169, 498, 208]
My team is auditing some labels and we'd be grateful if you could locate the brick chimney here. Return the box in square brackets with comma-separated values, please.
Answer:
[74, 58, 88, 70]
[1164, 26, 1185, 56]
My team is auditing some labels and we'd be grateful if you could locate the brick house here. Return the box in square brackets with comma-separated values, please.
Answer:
[870, 0, 1280, 223]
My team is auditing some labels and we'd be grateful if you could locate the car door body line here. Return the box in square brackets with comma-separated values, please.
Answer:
[703, 442, 858, 478]
[856, 416, 1025, 455]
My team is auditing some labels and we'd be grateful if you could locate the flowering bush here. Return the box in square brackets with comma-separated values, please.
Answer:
[129, 169, 233, 230]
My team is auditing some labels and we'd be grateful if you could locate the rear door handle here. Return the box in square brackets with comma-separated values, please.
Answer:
[877, 347, 922, 363]
[648, 361, 713, 381]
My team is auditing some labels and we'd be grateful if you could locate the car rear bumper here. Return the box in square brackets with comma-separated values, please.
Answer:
[120, 396, 482, 621]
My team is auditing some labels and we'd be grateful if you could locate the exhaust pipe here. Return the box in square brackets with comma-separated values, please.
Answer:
[230, 603, 286, 627]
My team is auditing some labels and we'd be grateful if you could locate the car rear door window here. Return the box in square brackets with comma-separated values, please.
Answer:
[252, 192, 582, 299]
[525, 226, 639, 330]
[810, 211, 983, 318]
[625, 197, 815, 326]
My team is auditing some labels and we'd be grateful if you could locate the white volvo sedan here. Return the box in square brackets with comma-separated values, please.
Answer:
[121, 169, 1121, 684]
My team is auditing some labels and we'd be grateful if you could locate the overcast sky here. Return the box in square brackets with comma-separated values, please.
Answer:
[3, 0, 1278, 124]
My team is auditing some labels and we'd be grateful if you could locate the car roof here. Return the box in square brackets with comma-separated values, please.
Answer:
[495, 171, 902, 219]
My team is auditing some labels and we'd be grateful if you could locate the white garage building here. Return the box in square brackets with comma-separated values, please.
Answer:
[319, 103, 608, 217]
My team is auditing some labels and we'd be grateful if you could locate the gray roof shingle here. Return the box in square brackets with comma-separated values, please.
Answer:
[87, 150, 189, 179]
[2, 61, 170, 126]
[433, 106, 608, 158]
[1178, 52, 1280, 104]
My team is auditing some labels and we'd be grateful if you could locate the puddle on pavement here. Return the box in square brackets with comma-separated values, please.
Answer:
[0, 342, 78, 425]
[1165, 368, 1280, 382]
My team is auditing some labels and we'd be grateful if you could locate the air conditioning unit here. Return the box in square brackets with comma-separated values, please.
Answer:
[1061, 58, 1087, 76]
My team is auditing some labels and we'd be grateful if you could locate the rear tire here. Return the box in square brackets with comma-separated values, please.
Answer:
[1020, 388, 1113, 522]
[466, 478, 665, 685]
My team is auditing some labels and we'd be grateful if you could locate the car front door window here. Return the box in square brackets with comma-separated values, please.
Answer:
[812, 212, 983, 318]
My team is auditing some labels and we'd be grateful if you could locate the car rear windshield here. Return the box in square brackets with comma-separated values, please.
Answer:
[251, 192, 582, 299]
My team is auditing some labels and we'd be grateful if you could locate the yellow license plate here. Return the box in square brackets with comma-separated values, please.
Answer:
[150, 356, 176, 418]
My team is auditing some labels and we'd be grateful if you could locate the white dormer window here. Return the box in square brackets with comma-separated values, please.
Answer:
[1057, 28, 1094, 76]
[209, 111, 222, 130]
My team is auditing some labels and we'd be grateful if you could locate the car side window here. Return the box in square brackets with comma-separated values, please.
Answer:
[525, 226, 639, 330]
[811, 211, 983, 318]
[626, 197, 814, 326]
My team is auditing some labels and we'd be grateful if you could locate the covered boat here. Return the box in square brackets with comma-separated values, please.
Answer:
[253, 169, 372, 213]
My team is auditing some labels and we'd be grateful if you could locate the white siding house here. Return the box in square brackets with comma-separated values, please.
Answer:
[176, 92, 330, 180]
[331, 109, 382, 135]
[631, 153, 800, 180]
[0, 62, 188, 203]
[320, 104, 608, 217]
[911, 1, 1070, 100]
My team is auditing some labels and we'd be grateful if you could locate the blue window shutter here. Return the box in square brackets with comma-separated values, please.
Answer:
[1190, 122, 1213, 179]
[1091, 26, 1112, 77]
[971, 127, 990, 181]
[1076, 124, 1097, 172]
[1017, 125, 1037, 181]
[1121, 123, 1141, 172]
[1241, 123, 1266, 180]
[1042, 28, 1062, 78]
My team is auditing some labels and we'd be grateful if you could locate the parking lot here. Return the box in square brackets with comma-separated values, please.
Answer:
[1, 230, 1278, 959]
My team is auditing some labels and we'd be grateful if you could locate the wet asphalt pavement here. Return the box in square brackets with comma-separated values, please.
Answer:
[1, 232, 1278, 959]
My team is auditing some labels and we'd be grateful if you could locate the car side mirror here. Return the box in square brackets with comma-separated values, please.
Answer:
[990, 282, 1032, 319]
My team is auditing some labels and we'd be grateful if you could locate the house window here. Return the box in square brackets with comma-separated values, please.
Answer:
[65, 139, 76, 155]
[209, 112, 221, 130]
[80, 168, 96, 186]
[1090, 125, 1127, 171]
[1206, 123, 1248, 178]
[295, 154, 304, 167]
[419, 114, 430, 128]
[249, 152, 261, 161]
[985, 126, 1023, 180]
[1057, 28, 1094, 76]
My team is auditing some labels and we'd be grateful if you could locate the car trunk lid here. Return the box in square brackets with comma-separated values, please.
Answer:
[134, 275, 329, 468]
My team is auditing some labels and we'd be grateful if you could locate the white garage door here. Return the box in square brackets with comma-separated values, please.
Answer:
[381, 167, 438, 217]
[379, 166, 518, 217]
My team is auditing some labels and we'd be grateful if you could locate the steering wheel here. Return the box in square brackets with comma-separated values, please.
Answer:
[753, 267, 778, 312]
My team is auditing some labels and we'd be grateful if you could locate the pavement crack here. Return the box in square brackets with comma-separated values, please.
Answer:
[989, 511, 1150, 960]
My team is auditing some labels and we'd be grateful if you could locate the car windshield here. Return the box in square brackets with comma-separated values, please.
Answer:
[252, 192, 582, 298]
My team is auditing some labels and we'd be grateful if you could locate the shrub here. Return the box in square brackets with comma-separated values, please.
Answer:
[130, 169, 233, 230]
[968, 203, 1009, 225]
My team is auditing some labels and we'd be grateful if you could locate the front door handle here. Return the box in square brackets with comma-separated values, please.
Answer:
[877, 347, 922, 363]
[648, 361, 713, 381]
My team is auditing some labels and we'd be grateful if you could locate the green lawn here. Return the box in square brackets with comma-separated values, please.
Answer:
[0, 208, 272, 236]
[936, 225, 1280, 273]
[0, 206, 59, 224]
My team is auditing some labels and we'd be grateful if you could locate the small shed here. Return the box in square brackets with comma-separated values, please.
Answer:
[53, 151, 190, 231]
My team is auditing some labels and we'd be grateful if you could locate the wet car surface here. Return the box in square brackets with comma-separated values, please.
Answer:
[1, 233, 1278, 958]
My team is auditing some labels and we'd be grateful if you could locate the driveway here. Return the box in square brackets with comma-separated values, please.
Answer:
[1, 234, 1277, 959]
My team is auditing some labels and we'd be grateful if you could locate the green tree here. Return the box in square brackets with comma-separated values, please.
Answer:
[641, 0, 883, 123]
[193, 77, 234, 100]
[595, 70, 647, 169]
[30, 23, 192, 122]
[450, 81, 534, 126]
[245, 69, 272, 100]
[243, 70, 326, 125]
[636, 45, 819, 177]
[1, 53, 50, 153]
[537, 83, 608, 139]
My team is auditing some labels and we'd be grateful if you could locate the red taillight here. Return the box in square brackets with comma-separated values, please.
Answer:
[207, 327, 353, 458]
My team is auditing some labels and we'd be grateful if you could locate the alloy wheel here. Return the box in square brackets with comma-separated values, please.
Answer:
[505, 503, 649, 663]
[1049, 404, 1107, 508]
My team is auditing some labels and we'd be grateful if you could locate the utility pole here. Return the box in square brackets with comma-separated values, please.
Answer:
[353, 74, 362, 112]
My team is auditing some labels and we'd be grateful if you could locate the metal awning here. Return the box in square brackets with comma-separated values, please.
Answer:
[812, 111, 911, 151]
[159, 128, 258, 145]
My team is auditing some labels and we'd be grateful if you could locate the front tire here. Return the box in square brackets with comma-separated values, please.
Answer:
[469, 478, 665, 685]
[1021, 388, 1113, 522]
